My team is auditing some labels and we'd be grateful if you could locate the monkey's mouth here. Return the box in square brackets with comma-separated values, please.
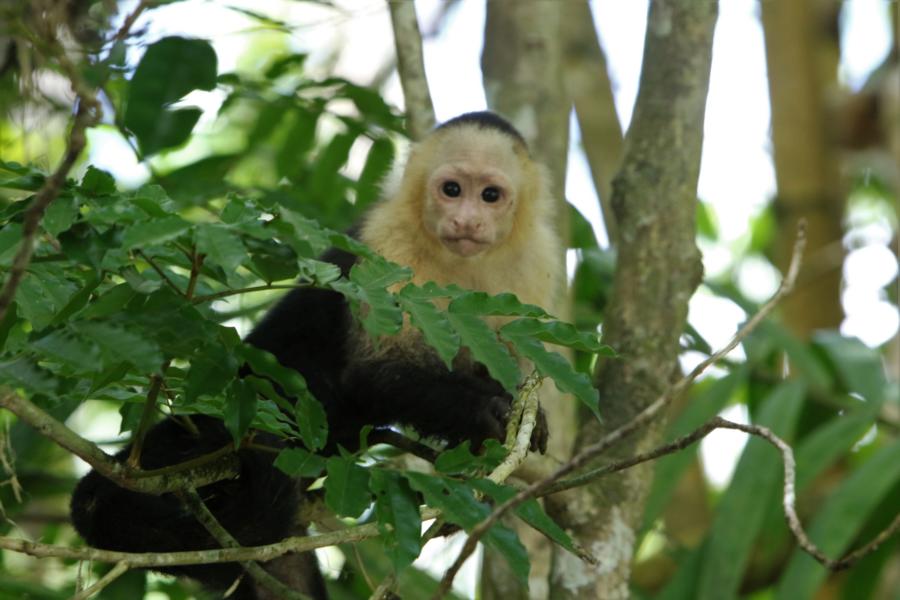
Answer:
[441, 236, 488, 257]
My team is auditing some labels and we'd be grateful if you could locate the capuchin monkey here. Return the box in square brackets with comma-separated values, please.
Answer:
[70, 111, 562, 599]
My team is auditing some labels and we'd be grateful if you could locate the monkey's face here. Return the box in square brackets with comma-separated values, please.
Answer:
[421, 132, 522, 258]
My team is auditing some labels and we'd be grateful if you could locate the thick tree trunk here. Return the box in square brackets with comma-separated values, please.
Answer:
[481, 3, 571, 598]
[561, 1, 624, 245]
[761, 0, 845, 336]
[547, 2, 716, 598]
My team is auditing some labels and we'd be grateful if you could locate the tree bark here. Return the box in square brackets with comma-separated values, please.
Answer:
[561, 1, 624, 245]
[480, 3, 571, 598]
[761, 0, 845, 336]
[388, 0, 436, 141]
[547, 2, 716, 598]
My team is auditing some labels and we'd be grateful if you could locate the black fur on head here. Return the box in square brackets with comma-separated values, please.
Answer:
[436, 111, 527, 148]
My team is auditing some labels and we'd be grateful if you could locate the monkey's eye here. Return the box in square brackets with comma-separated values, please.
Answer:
[481, 186, 501, 203]
[442, 181, 461, 197]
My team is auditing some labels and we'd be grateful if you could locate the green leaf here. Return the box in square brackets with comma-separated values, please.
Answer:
[42, 196, 78, 236]
[71, 322, 164, 374]
[16, 268, 79, 331]
[325, 457, 371, 518]
[161, 154, 239, 204]
[449, 292, 551, 318]
[125, 37, 218, 155]
[500, 319, 600, 417]
[471, 478, 578, 556]
[794, 403, 881, 490]
[696, 200, 718, 240]
[297, 258, 342, 286]
[0, 358, 59, 395]
[356, 137, 394, 207]
[81, 284, 137, 319]
[500, 318, 611, 354]
[0, 224, 22, 267]
[371, 469, 422, 572]
[434, 440, 507, 476]
[224, 379, 257, 446]
[121, 215, 192, 248]
[30, 328, 101, 372]
[775, 439, 900, 600]
[274, 447, 327, 478]
[238, 345, 327, 450]
[80, 166, 117, 196]
[406, 472, 529, 585]
[195, 224, 246, 273]
[447, 313, 520, 392]
[812, 331, 887, 404]
[642, 368, 747, 531]
[185, 344, 239, 402]
[48, 272, 101, 327]
[131, 185, 176, 217]
[397, 284, 461, 369]
[696, 380, 806, 600]
[0, 303, 18, 352]
[567, 203, 598, 249]
[337, 259, 408, 337]
[275, 109, 319, 177]
[310, 132, 356, 199]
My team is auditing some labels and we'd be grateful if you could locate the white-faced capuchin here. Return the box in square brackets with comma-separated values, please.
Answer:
[70, 111, 562, 600]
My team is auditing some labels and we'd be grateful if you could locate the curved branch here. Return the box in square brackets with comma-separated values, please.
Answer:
[0, 390, 240, 494]
[433, 224, 806, 599]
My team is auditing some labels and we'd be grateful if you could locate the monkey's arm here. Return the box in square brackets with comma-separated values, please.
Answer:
[338, 352, 514, 451]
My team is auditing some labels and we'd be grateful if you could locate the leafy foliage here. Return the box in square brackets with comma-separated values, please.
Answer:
[1, 6, 897, 599]
[0, 31, 611, 600]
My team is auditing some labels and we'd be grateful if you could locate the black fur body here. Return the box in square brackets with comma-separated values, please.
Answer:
[69, 112, 547, 599]
[70, 245, 513, 599]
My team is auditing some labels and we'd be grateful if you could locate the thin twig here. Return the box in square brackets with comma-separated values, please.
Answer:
[135, 250, 184, 297]
[550, 415, 900, 571]
[715, 418, 900, 571]
[0, 508, 442, 568]
[185, 249, 204, 300]
[0, 390, 240, 494]
[180, 488, 310, 600]
[0, 0, 149, 323]
[0, 102, 96, 323]
[112, 0, 153, 43]
[541, 418, 724, 496]
[368, 573, 398, 600]
[191, 283, 311, 304]
[127, 362, 171, 468]
[432, 225, 807, 599]
[72, 561, 130, 600]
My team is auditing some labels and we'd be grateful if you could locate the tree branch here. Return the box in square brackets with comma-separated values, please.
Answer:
[547, 415, 899, 571]
[387, 0, 435, 140]
[433, 224, 806, 599]
[0, 390, 240, 494]
[0, 0, 149, 323]
[0, 507, 443, 567]
[72, 561, 130, 600]
[180, 488, 310, 600]
[489, 372, 542, 484]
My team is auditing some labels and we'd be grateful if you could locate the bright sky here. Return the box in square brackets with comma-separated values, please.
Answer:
[87, 1, 896, 593]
